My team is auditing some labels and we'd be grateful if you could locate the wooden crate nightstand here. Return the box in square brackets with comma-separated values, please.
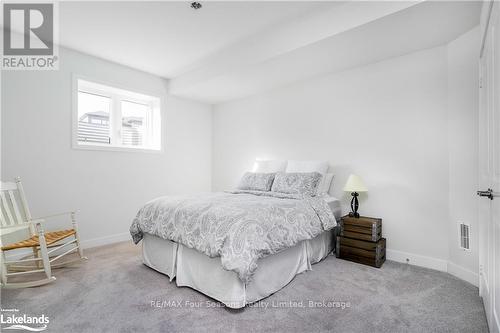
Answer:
[336, 215, 386, 268]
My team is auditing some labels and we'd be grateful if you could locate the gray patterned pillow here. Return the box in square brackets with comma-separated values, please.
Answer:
[237, 172, 276, 191]
[271, 172, 322, 197]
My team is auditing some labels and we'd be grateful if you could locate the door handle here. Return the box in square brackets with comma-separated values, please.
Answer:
[477, 188, 500, 200]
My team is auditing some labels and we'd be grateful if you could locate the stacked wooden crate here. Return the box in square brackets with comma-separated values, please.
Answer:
[336, 215, 386, 268]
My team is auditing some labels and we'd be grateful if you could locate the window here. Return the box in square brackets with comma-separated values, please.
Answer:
[73, 78, 162, 152]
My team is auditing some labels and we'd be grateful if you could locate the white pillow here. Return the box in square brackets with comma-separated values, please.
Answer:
[318, 173, 334, 195]
[285, 160, 329, 175]
[253, 160, 287, 173]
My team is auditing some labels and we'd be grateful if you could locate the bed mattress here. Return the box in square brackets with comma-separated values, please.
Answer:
[141, 196, 341, 308]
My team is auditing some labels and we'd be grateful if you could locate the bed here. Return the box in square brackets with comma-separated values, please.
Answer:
[130, 161, 340, 308]
[140, 196, 340, 308]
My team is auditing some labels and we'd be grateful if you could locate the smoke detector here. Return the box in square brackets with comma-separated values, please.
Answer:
[191, 2, 202, 10]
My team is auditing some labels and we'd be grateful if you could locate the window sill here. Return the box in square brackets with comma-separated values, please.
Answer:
[72, 142, 163, 154]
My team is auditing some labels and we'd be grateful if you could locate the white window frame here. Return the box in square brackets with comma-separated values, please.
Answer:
[72, 74, 164, 153]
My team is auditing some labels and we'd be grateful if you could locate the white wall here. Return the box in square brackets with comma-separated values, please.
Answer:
[1, 30, 479, 285]
[212, 29, 480, 278]
[1, 47, 212, 247]
[447, 27, 480, 284]
[213, 46, 451, 266]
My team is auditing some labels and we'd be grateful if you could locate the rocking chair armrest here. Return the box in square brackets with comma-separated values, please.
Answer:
[29, 219, 46, 224]
[31, 220, 46, 233]
[31, 210, 79, 221]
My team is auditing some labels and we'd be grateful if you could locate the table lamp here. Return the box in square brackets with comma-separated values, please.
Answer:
[343, 174, 368, 218]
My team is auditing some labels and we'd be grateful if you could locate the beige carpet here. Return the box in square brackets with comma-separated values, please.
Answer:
[1, 241, 488, 332]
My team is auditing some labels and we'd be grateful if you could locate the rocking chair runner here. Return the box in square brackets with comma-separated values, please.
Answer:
[0, 177, 87, 288]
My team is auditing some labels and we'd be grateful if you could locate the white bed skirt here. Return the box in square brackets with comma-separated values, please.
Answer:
[142, 230, 335, 308]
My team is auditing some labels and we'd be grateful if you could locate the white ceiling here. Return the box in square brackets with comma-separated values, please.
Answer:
[60, 1, 332, 78]
[59, 1, 482, 104]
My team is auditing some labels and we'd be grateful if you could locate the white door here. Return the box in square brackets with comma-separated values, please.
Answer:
[478, 2, 500, 332]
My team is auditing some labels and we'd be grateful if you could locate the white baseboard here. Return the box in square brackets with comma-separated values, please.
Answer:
[386, 249, 480, 287]
[447, 261, 479, 287]
[386, 248, 448, 272]
[5, 234, 481, 289]
[80, 232, 131, 249]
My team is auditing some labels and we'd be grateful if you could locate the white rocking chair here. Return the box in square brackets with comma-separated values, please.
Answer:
[0, 177, 87, 288]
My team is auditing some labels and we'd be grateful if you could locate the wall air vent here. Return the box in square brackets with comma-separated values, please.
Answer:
[459, 222, 471, 251]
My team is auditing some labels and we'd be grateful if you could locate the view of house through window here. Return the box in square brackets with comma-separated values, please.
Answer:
[120, 100, 148, 146]
[77, 92, 111, 144]
[75, 78, 162, 151]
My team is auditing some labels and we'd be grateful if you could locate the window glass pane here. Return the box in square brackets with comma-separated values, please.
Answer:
[77, 91, 111, 144]
[75, 79, 161, 151]
[121, 100, 148, 146]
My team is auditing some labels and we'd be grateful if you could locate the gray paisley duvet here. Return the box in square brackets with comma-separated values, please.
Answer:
[130, 191, 336, 283]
